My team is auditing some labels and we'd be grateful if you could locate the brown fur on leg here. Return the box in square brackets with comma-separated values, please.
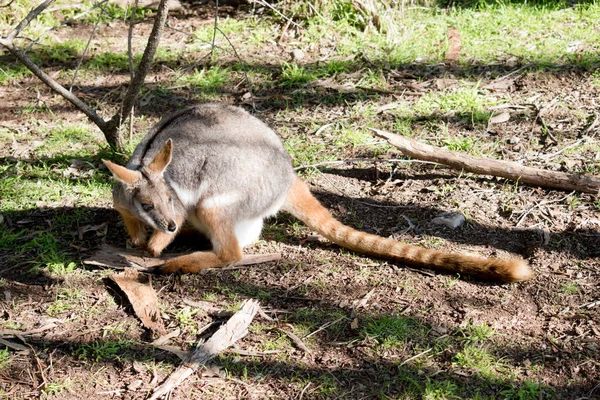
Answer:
[115, 206, 147, 248]
[160, 207, 243, 274]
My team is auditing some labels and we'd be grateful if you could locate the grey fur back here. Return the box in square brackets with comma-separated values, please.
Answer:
[127, 103, 295, 221]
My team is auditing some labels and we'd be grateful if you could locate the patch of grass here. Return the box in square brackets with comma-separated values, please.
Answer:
[279, 62, 317, 87]
[0, 64, 31, 84]
[458, 322, 496, 344]
[443, 136, 478, 153]
[38, 39, 87, 63]
[500, 380, 546, 400]
[284, 134, 335, 167]
[182, 67, 230, 93]
[87, 51, 132, 71]
[0, 161, 111, 211]
[73, 339, 134, 362]
[560, 282, 579, 295]
[174, 306, 201, 334]
[423, 379, 461, 400]
[42, 378, 74, 396]
[415, 87, 495, 127]
[453, 345, 505, 379]
[363, 315, 428, 347]
[0, 348, 12, 370]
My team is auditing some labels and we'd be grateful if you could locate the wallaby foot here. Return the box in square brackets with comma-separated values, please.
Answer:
[160, 248, 242, 274]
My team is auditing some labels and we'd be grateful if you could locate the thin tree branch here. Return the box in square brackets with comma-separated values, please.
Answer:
[105, 0, 172, 149]
[6, 0, 54, 43]
[0, 38, 108, 131]
[128, 0, 140, 142]
[25, 0, 109, 53]
[210, 0, 219, 58]
[69, 0, 107, 91]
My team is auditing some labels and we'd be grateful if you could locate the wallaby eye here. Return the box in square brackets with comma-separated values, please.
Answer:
[141, 203, 154, 212]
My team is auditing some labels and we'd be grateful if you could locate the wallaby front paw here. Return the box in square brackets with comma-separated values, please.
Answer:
[146, 245, 163, 258]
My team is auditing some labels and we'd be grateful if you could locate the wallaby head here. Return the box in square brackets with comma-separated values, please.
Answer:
[102, 139, 179, 235]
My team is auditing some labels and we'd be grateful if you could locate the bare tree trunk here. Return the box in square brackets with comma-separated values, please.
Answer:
[371, 128, 600, 195]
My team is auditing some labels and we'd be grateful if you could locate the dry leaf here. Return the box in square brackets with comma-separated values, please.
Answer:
[110, 269, 166, 335]
[489, 112, 511, 124]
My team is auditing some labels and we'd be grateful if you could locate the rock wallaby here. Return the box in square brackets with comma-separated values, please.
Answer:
[103, 103, 533, 282]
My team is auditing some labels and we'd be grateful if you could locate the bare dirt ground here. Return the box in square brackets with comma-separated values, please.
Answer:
[0, 4, 599, 400]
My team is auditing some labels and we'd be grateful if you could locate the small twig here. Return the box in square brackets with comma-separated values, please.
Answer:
[69, 0, 107, 91]
[277, 328, 310, 354]
[303, 317, 345, 340]
[250, 0, 305, 33]
[515, 192, 574, 227]
[495, 63, 533, 82]
[210, 0, 219, 58]
[294, 157, 440, 171]
[5, 0, 54, 43]
[0, 39, 108, 131]
[0, 0, 16, 8]
[583, 112, 599, 136]
[312, 167, 417, 209]
[25, 0, 110, 53]
[229, 348, 281, 357]
[127, 0, 140, 81]
[537, 137, 594, 161]
[399, 348, 432, 366]
[182, 299, 233, 318]
[298, 382, 312, 400]
[578, 300, 600, 309]
[214, 26, 255, 109]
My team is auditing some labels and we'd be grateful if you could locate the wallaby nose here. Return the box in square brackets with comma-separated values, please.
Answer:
[167, 222, 177, 233]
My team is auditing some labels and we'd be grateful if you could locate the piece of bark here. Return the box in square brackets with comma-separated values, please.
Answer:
[148, 299, 260, 400]
[83, 244, 282, 272]
[445, 27, 461, 63]
[110, 269, 166, 335]
[371, 128, 600, 195]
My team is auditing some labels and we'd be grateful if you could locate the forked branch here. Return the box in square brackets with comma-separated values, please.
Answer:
[0, 0, 172, 151]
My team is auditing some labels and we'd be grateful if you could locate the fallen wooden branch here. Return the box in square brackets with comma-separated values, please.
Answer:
[371, 128, 600, 195]
[148, 299, 260, 400]
[83, 244, 282, 272]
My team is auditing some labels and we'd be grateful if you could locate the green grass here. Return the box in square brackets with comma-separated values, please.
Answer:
[73, 339, 135, 362]
[279, 62, 317, 87]
[458, 322, 496, 344]
[0, 348, 12, 370]
[181, 66, 231, 93]
[363, 315, 428, 348]
[453, 345, 505, 379]
[423, 379, 461, 400]
[560, 282, 579, 295]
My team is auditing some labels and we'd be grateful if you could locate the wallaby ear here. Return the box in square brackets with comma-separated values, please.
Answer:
[102, 159, 141, 186]
[147, 139, 173, 174]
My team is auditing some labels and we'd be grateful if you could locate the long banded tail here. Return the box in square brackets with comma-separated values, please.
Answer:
[283, 178, 533, 282]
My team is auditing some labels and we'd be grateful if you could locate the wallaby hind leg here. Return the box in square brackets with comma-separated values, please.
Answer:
[115, 205, 147, 248]
[146, 214, 186, 257]
[160, 208, 242, 274]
